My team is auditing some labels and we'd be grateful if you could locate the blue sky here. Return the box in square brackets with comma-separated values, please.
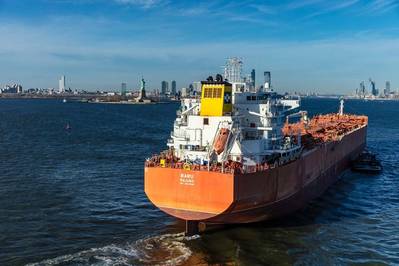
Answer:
[0, 0, 398, 93]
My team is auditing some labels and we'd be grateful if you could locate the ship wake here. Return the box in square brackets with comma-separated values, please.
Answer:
[27, 232, 196, 266]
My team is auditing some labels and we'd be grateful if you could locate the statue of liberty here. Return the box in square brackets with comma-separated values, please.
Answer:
[139, 77, 146, 99]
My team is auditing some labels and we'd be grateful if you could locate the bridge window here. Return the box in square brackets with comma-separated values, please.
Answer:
[204, 88, 212, 98]
[213, 88, 222, 98]
[203, 87, 222, 98]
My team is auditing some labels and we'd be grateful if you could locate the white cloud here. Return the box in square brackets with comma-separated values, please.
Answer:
[304, 0, 360, 19]
[363, 0, 399, 14]
[114, 0, 163, 9]
[250, 4, 275, 14]
[285, 0, 324, 10]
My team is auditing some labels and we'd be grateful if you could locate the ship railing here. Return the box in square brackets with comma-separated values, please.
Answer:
[145, 154, 281, 175]
[172, 129, 189, 140]
[174, 120, 188, 127]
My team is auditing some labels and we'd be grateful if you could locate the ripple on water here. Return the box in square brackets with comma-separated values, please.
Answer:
[26, 233, 194, 266]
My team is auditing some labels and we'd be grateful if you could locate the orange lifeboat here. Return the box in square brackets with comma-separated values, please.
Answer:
[213, 128, 230, 155]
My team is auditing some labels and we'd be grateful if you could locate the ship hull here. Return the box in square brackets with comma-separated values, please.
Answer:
[145, 125, 367, 224]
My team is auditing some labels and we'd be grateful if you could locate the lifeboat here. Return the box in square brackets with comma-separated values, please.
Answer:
[213, 128, 230, 155]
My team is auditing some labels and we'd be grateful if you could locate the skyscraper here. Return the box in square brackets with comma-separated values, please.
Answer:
[191, 81, 201, 95]
[181, 87, 188, 97]
[161, 81, 168, 95]
[121, 83, 127, 96]
[171, 80, 176, 95]
[359, 81, 366, 97]
[59, 75, 65, 93]
[250, 69, 255, 88]
[264, 71, 271, 90]
[385, 81, 391, 96]
[369, 78, 377, 96]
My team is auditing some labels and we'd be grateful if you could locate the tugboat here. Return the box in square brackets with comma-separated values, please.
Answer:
[352, 151, 382, 174]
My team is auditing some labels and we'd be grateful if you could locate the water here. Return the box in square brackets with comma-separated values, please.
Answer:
[0, 98, 398, 265]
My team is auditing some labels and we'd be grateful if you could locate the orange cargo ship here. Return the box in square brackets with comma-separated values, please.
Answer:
[144, 61, 368, 235]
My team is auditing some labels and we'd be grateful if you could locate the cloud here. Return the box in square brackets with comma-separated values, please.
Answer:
[288, 0, 398, 19]
[285, 0, 324, 10]
[303, 0, 360, 19]
[362, 0, 399, 14]
[250, 4, 275, 14]
[114, 0, 163, 9]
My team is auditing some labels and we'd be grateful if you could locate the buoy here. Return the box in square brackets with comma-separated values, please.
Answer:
[65, 123, 71, 131]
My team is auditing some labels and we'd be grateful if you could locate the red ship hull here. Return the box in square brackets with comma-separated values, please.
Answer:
[145, 125, 367, 224]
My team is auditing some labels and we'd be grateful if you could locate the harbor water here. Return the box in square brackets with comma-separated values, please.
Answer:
[0, 98, 398, 265]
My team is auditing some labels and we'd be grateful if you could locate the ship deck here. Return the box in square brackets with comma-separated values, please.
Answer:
[145, 114, 368, 174]
[283, 113, 368, 144]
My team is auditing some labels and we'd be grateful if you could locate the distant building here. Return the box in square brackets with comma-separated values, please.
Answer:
[59, 75, 66, 93]
[264, 71, 271, 91]
[17, 85, 22, 93]
[191, 81, 201, 94]
[250, 69, 255, 88]
[369, 78, 378, 96]
[161, 81, 168, 95]
[357, 81, 366, 97]
[171, 80, 176, 95]
[385, 81, 391, 96]
[1, 84, 22, 93]
[121, 82, 127, 96]
[181, 87, 188, 97]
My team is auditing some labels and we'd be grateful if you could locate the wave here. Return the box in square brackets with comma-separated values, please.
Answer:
[27, 233, 196, 266]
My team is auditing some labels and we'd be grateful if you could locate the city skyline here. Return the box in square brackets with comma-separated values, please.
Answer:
[0, 0, 399, 93]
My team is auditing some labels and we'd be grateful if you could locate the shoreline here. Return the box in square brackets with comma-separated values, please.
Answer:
[2, 94, 398, 102]
[87, 101, 177, 105]
[0, 94, 179, 104]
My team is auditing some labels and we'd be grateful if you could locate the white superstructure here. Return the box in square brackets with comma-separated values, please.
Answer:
[167, 61, 301, 171]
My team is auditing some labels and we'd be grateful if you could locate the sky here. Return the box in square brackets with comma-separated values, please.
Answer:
[0, 0, 398, 93]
